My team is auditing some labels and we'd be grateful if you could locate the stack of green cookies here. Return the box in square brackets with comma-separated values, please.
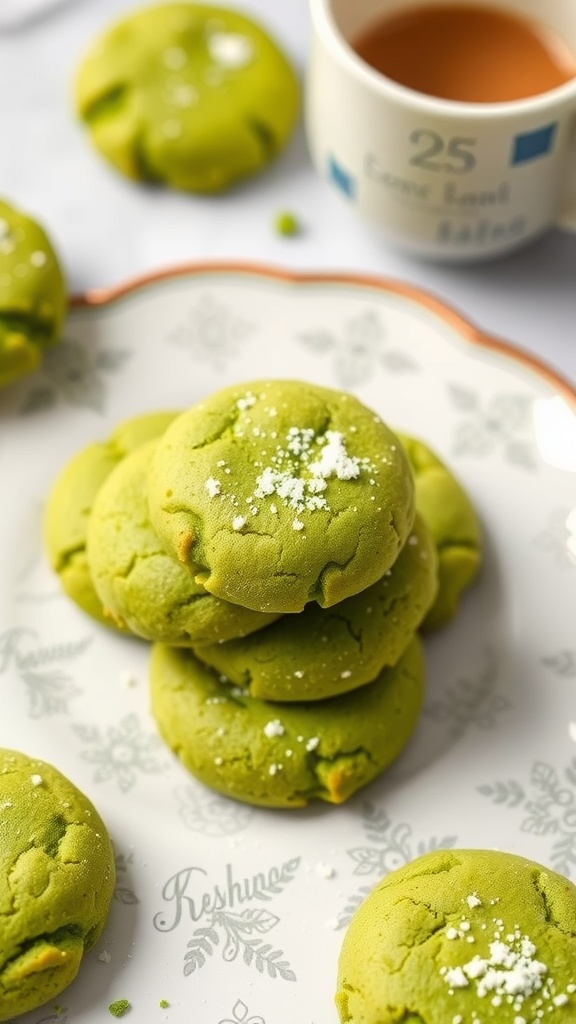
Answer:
[44, 379, 482, 809]
[44, 408, 280, 645]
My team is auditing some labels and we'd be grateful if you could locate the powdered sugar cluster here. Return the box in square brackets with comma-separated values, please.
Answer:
[253, 428, 372, 516]
[441, 897, 575, 1022]
[203, 403, 381, 533]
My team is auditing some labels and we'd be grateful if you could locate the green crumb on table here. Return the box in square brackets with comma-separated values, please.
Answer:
[159, 999, 170, 1009]
[274, 210, 300, 236]
[108, 999, 131, 1017]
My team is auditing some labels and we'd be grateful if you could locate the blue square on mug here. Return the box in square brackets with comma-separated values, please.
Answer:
[511, 122, 557, 165]
[327, 154, 356, 198]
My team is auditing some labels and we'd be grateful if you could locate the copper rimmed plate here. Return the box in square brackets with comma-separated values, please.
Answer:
[1, 264, 575, 1024]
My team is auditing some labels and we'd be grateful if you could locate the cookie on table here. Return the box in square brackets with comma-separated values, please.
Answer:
[44, 410, 178, 629]
[194, 512, 437, 701]
[148, 380, 416, 613]
[150, 634, 424, 808]
[0, 748, 115, 1023]
[74, 3, 299, 193]
[88, 439, 280, 644]
[336, 848, 576, 1024]
[0, 198, 66, 388]
[399, 433, 482, 630]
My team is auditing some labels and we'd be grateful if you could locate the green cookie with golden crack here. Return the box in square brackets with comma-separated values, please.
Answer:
[336, 848, 576, 1024]
[0, 748, 115, 1023]
[148, 380, 416, 614]
[194, 513, 437, 701]
[0, 198, 66, 388]
[150, 635, 424, 808]
[88, 439, 280, 644]
[74, 3, 299, 193]
[44, 410, 178, 630]
[398, 433, 482, 631]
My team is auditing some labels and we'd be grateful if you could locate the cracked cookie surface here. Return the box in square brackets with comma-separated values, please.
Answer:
[74, 3, 299, 193]
[0, 199, 66, 388]
[193, 513, 437, 700]
[336, 849, 576, 1024]
[44, 410, 178, 629]
[0, 748, 115, 1022]
[149, 635, 424, 808]
[148, 380, 416, 613]
[88, 438, 280, 644]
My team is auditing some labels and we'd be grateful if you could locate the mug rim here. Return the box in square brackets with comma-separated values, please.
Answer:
[310, 0, 576, 119]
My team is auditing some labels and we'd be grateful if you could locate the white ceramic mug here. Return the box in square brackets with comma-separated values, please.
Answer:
[306, 0, 576, 260]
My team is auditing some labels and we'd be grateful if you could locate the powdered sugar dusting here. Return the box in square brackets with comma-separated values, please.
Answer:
[250, 427, 376, 522]
[315, 862, 336, 879]
[440, 909, 574, 1018]
[236, 391, 256, 411]
[205, 477, 221, 498]
[207, 32, 254, 69]
[30, 250, 47, 268]
[308, 430, 362, 480]
[201, 391, 385, 533]
[263, 719, 285, 739]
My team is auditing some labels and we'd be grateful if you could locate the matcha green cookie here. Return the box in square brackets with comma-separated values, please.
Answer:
[0, 199, 66, 388]
[75, 3, 300, 193]
[194, 513, 437, 701]
[0, 749, 115, 1023]
[88, 439, 280, 644]
[150, 635, 424, 808]
[336, 848, 576, 1024]
[148, 381, 416, 613]
[44, 410, 178, 629]
[399, 434, 482, 631]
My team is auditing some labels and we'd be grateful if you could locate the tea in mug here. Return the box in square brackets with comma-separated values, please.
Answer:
[352, 3, 576, 102]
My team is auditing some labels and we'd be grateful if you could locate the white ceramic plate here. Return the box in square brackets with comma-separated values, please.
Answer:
[1, 265, 575, 1024]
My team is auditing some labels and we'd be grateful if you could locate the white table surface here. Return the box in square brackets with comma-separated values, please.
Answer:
[0, 0, 575, 384]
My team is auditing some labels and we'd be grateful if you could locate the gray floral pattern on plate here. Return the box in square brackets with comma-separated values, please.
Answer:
[72, 712, 166, 792]
[479, 758, 576, 876]
[424, 645, 508, 739]
[113, 850, 140, 906]
[533, 507, 576, 569]
[0, 626, 88, 718]
[218, 1000, 265, 1024]
[448, 386, 537, 467]
[19, 338, 130, 415]
[542, 649, 576, 678]
[167, 292, 255, 370]
[1, 267, 575, 1024]
[175, 783, 254, 837]
[298, 309, 416, 388]
[336, 803, 457, 929]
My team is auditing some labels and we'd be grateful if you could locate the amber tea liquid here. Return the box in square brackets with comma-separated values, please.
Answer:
[352, 3, 576, 102]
